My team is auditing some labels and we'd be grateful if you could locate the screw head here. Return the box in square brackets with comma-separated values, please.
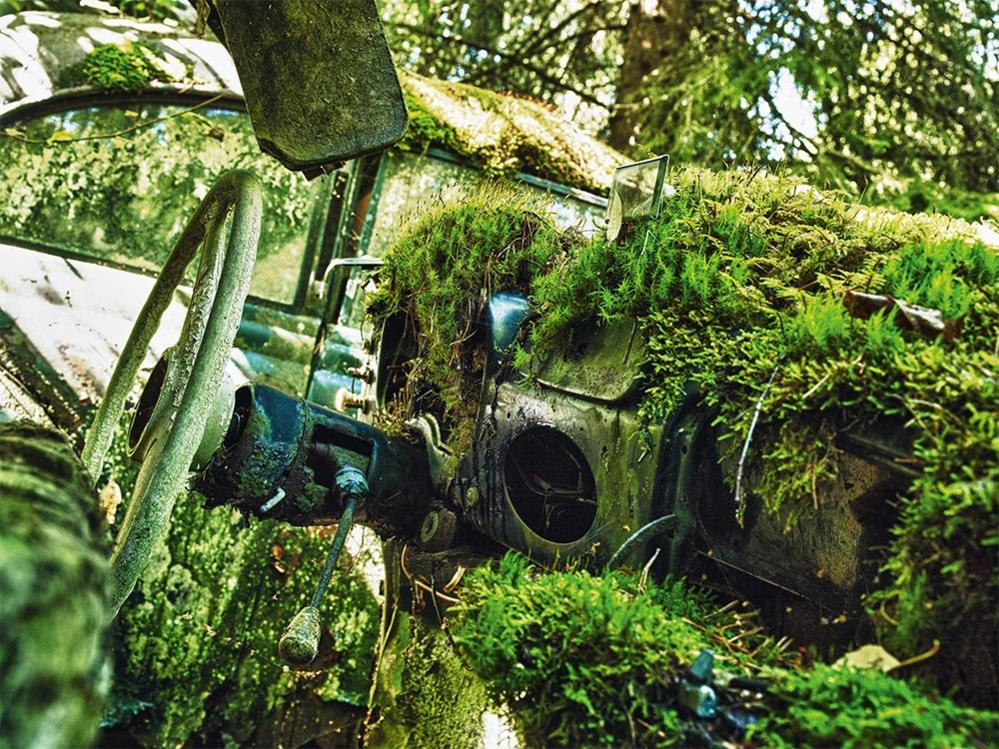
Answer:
[418, 509, 457, 552]
[420, 511, 440, 542]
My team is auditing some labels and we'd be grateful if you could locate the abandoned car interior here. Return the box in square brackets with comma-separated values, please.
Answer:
[0, 1, 996, 748]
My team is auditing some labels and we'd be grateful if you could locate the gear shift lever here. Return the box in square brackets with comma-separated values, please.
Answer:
[278, 465, 368, 665]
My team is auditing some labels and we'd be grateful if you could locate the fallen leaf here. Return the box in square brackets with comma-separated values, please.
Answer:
[98, 478, 123, 525]
[833, 644, 901, 672]
[844, 290, 962, 340]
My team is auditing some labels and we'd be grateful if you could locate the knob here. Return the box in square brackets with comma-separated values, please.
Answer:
[278, 605, 322, 665]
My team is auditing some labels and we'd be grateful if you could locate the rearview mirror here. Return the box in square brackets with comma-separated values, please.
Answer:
[208, 0, 407, 175]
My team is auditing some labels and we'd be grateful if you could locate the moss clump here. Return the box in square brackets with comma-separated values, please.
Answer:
[453, 554, 783, 746]
[398, 92, 461, 156]
[367, 184, 566, 453]
[80, 42, 174, 93]
[753, 663, 999, 749]
[0, 421, 109, 749]
[452, 554, 998, 748]
[398, 71, 625, 193]
[366, 615, 489, 749]
[368, 169, 998, 701]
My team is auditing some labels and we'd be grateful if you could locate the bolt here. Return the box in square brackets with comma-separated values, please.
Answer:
[345, 366, 373, 383]
[334, 387, 369, 413]
[418, 508, 457, 552]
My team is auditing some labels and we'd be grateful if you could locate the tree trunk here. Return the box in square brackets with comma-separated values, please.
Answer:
[609, 0, 697, 152]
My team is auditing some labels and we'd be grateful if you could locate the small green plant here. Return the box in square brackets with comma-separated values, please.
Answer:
[80, 42, 172, 93]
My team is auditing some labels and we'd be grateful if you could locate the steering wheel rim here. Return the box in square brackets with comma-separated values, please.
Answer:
[81, 170, 262, 616]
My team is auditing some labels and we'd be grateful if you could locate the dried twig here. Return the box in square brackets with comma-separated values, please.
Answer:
[734, 355, 786, 525]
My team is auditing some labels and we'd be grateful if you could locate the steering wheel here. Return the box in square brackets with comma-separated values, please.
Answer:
[80, 170, 262, 616]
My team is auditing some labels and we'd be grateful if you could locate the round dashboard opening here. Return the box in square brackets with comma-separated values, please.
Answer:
[504, 426, 597, 544]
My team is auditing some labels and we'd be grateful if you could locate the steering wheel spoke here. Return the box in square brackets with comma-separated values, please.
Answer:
[80, 170, 263, 616]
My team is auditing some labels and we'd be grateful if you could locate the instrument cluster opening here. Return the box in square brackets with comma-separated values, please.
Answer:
[504, 426, 597, 543]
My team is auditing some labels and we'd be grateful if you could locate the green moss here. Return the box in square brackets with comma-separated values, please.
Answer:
[368, 168, 998, 700]
[299, 482, 328, 517]
[103, 425, 381, 747]
[367, 183, 566, 452]
[367, 616, 489, 749]
[397, 92, 460, 156]
[452, 554, 778, 746]
[452, 554, 998, 748]
[0, 422, 109, 749]
[398, 72, 625, 193]
[753, 663, 998, 748]
[80, 42, 173, 93]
